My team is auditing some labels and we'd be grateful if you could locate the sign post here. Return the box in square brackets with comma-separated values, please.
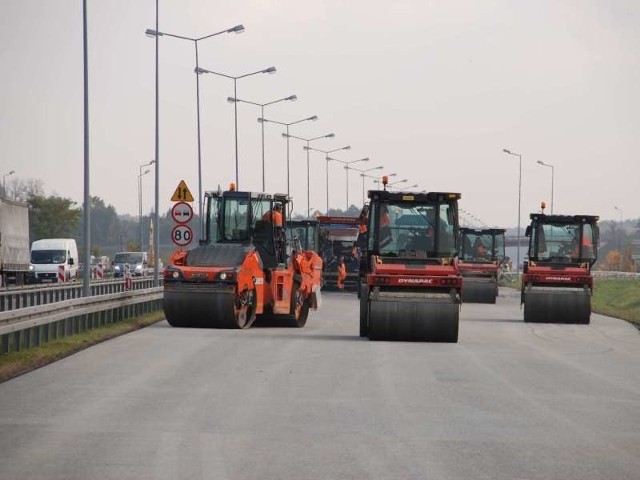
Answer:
[170, 180, 195, 250]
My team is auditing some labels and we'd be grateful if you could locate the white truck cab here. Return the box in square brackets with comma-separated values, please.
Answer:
[29, 238, 79, 283]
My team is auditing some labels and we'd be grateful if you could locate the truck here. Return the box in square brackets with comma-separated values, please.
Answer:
[0, 197, 30, 287]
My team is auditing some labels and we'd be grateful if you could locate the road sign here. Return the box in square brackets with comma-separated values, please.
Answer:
[171, 224, 194, 247]
[171, 201, 194, 224]
[171, 180, 194, 202]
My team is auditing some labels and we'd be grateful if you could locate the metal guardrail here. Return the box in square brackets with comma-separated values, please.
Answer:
[592, 271, 640, 279]
[0, 277, 160, 312]
[0, 287, 163, 353]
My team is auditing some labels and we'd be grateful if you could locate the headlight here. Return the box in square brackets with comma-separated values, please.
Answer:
[135, 264, 143, 272]
[114, 265, 121, 272]
[29, 265, 34, 271]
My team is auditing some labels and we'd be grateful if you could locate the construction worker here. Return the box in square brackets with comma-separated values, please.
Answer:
[262, 203, 283, 227]
[337, 256, 347, 290]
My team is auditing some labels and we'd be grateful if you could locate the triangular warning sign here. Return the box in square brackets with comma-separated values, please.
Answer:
[171, 180, 195, 202]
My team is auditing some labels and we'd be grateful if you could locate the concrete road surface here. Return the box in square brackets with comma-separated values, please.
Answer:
[0, 288, 639, 480]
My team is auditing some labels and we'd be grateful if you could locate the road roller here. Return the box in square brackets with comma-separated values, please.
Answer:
[458, 228, 506, 304]
[163, 187, 323, 328]
[316, 215, 363, 291]
[521, 212, 599, 324]
[359, 181, 462, 342]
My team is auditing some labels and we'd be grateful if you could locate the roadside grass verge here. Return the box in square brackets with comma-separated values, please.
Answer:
[592, 279, 640, 326]
[0, 311, 165, 384]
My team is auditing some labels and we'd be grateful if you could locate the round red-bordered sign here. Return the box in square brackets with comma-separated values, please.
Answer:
[171, 201, 194, 224]
[171, 224, 194, 247]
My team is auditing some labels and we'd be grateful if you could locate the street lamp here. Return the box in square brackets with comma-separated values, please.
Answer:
[536, 160, 555, 214]
[2, 170, 15, 195]
[614, 206, 623, 250]
[139, 160, 155, 251]
[329, 157, 369, 211]
[145, 24, 244, 239]
[388, 178, 408, 188]
[283, 132, 334, 218]
[197, 65, 277, 188]
[304, 145, 352, 213]
[351, 166, 384, 205]
[138, 167, 152, 250]
[503, 148, 523, 275]
[227, 94, 297, 191]
[258, 115, 318, 198]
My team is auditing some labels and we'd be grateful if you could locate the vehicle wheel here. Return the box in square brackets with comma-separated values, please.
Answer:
[291, 282, 310, 327]
[235, 288, 257, 329]
[359, 282, 369, 337]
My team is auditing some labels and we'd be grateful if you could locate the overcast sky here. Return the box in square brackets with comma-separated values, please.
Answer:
[1, 0, 638, 228]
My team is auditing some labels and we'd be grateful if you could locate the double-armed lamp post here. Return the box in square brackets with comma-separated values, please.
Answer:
[283, 132, 335, 218]
[227, 95, 297, 191]
[304, 145, 352, 213]
[257, 115, 318, 198]
[503, 148, 523, 274]
[197, 65, 277, 188]
[536, 160, 555, 214]
[327, 157, 370, 211]
[145, 24, 244, 237]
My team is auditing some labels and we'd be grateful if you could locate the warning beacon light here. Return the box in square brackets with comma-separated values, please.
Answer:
[229, 182, 236, 192]
[382, 175, 389, 191]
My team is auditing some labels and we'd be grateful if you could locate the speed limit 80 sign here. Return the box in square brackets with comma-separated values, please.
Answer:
[171, 224, 193, 247]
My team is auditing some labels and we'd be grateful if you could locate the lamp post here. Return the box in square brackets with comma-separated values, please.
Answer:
[536, 160, 554, 214]
[138, 160, 155, 250]
[503, 148, 523, 275]
[197, 65, 277, 188]
[283, 132, 334, 218]
[138, 167, 151, 250]
[2, 170, 15, 195]
[614, 206, 623, 251]
[351, 166, 384, 205]
[227, 95, 297, 191]
[388, 178, 408, 189]
[257, 115, 318, 198]
[145, 24, 244, 240]
[304, 145, 352, 213]
[329, 157, 369, 211]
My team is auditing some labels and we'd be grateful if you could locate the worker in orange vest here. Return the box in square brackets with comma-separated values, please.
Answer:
[262, 203, 283, 227]
[337, 256, 347, 291]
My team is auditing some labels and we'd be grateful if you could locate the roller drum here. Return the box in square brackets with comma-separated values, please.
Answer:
[164, 283, 249, 328]
[523, 286, 591, 324]
[461, 278, 497, 304]
[368, 292, 459, 342]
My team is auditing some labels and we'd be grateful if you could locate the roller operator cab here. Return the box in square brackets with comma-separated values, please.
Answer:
[359, 190, 462, 342]
[522, 213, 599, 324]
[163, 188, 323, 329]
[458, 228, 506, 303]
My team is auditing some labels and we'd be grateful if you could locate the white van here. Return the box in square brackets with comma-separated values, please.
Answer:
[28, 238, 79, 283]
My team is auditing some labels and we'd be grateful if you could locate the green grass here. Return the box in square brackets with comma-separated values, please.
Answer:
[0, 311, 165, 384]
[592, 279, 640, 326]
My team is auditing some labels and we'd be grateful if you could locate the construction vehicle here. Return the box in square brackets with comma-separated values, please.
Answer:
[359, 182, 462, 342]
[458, 228, 506, 303]
[317, 215, 362, 291]
[287, 219, 320, 252]
[522, 211, 599, 324]
[163, 187, 323, 329]
[0, 197, 30, 287]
